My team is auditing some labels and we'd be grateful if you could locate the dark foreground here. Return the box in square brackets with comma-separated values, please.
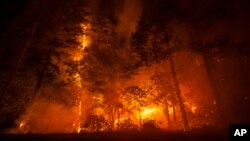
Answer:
[0, 131, 228, 141]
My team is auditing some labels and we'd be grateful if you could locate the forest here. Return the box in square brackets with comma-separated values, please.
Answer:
[0, 0, 250, 135]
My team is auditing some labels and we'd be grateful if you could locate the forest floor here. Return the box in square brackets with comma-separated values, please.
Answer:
[0, 130, 228, 141]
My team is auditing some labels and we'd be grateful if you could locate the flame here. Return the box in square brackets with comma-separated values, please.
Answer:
[141, 107, 155, 117]
[82, 35, 86, 49]
[73, 73, 82, 87]
[72, 23, 92, 132]
[73, 122, 81, 133]
[73, 23, 91, 60]
[168, 106, 174, 114]
[73, 52, 83, 61]
[79, 101, 82, 116]
[19, 121, 25, 128]
[77, 126, 81, 133]
[114, 117, 126, 125]
[79, 24, 91, 50]
[185, 101, 198, 114]
[140, 107, 161, 119]
[191, 106, 197, 113]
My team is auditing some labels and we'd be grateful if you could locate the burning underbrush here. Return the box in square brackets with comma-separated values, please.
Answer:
[14, 56, 216, 134]
[16, 99, 76, 133]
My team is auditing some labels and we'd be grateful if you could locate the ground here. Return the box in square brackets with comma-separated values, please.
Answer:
[0, 130, 228, 141]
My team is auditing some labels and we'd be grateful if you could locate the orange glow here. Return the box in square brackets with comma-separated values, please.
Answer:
[19, 121, 25, 128]
[191, 106, 197, 113]
[114, 117, 126, 125]
[78, 101, 82, 116]
[73, 73, 82, 87]
[141, 107, 159, 119]
[77, 126, 81, 133]
[73, 52, 83, 61]
[81, 34, 91, 50]
[184, 101, 198, 114]
[168, 106, 174, 114]
[79, 24, 91, 50]
[15, 18, 217, 133]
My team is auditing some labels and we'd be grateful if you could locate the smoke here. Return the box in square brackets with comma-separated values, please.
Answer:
[15, 99, 77, 133]
[115, 0, 143, 47]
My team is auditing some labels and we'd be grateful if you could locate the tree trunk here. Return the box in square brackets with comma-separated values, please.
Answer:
[108, 104, 117, 130]
[165, 101, 172, 129]
[2, 22, 38, 98]
[169, 52, 190, 131]
[195, 23, 226, 126]
[32, 60, 49, 100]
[201, 50, 225, 126]
[173, 104, 177, 129]
[31, 46, 53, 101]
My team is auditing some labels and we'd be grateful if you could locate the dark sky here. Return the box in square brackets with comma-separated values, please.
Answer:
[0, 0, 27, 24]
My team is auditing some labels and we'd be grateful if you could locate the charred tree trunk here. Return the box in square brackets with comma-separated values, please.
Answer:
[195, 23, 226, 126]
[201, 50, 225, 126]
[169, 52, 190, 131]
[173, 104, 177, 129]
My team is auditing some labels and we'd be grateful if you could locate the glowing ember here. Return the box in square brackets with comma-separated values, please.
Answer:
[191, 106, 197, 113]
[73, 73, 82, 87]
[77, 126, 81, 133]
[73, 52, 83, 61]
[19, 121, 25, 128]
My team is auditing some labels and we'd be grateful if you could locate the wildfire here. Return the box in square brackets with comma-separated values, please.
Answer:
[191, 106, 197, 113]
[168, 106, 174, 114]
[72, 23, 91, 60]
[77, 126, 81, 133]
[73, 73, 82, 87]
[185, 101, 198, 114]
[79, 24, 91, 50]
[141, 107, 159, 118]
[81, 34, 91, 50]
[114, 117, 126, 125]
[73, 123, 82, 133]
[72, 23, 93, 133]
[15, 16, 217, 134]
[73, 52, 83, 61]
